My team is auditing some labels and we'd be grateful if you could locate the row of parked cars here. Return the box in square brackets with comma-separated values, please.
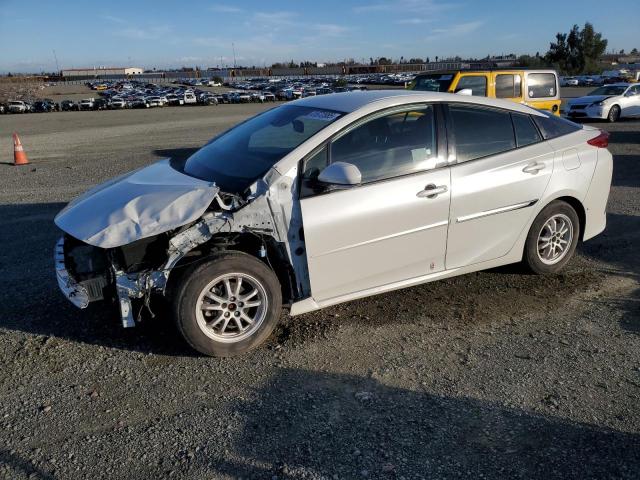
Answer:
[559, 75, 634, 87]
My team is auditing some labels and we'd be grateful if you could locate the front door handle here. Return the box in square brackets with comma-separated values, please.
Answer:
[417, 184, 448, 198]
[522, 162, 545, 174]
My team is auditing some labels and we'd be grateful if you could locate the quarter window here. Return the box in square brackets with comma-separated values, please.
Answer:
[511, 113, 541, 147]
[495, 74, 522, 98]
[330, 107, 437, 183]
[449, 105, 516, 162]
[527, 73, 557, 98]
[455, 76, 487, 96]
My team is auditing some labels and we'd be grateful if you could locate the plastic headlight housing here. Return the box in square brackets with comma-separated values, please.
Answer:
[591, 100, 606, 106]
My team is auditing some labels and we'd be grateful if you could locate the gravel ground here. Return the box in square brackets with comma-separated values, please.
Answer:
[0, 94, 638, 480]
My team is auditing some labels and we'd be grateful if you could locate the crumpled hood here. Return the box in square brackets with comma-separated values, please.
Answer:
[55, 159, 220, 248]
[568, 95, 612, 105]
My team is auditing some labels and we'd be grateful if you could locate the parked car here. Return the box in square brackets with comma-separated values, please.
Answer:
[0, 103, 6, 114]
[409, 69, 562, 115]
[560, 76, 579, 87]
[94, 98, 109, 110]
[54, 91, 612, 357]
[566, 83, 640, 122]
[33, 100, 56, 112]
[183, 92, 197, 105]
[146, 96, 164, 108]
[109, 98, 127, 109]
[166, 94, 184, 106]
[60, 100, 79, 111]
[79, 98, 95, 110]
[8, 100, 27, 113]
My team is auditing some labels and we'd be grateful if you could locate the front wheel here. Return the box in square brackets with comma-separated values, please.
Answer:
[607, 105, 620, 123]
[172, 252, 282, 357]
[523, 200, 580, 274]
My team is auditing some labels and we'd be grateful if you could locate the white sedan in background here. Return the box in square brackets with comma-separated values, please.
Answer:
[54, 91, 613, 356]
[566, 83, 640, 122]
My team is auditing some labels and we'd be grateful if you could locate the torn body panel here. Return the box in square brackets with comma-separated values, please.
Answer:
[54, 159, 220, 248]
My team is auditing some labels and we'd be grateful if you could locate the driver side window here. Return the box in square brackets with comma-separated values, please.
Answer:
[329, 106, 437, 184]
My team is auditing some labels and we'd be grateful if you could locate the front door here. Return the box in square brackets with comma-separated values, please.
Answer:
[299, 105, 451, 302]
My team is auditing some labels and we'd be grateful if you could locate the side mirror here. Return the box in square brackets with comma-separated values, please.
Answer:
[317, 162, 362, 186]
[456, 88, 473, 96]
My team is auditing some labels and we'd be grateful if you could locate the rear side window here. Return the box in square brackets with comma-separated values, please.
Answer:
[532, 112, 581, 140]
[527, 73, 557, 98]
[511, 113, 541, 147]
[455, 76, 487, 96]
[496, 74, 522, 98]
[449, 105, 516, 162]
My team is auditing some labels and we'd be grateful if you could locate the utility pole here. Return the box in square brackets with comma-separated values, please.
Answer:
[52, 49, 60, 73]
[232, 42, 237, 68]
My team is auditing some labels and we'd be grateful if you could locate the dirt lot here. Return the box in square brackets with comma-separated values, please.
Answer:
[0, 96, 639, 479]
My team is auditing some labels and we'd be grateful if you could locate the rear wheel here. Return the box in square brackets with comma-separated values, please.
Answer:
[523, 200, 580, 274]
[172, 252, 282, 357]
[607, 105, 621, 123]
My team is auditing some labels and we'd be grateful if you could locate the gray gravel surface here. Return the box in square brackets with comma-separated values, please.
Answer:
[0, 97, 639, 480]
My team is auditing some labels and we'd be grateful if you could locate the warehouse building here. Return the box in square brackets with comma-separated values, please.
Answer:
[61, 67, 143, 78]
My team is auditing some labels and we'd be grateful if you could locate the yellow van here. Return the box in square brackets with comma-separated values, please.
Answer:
[407, 69, 561, 115]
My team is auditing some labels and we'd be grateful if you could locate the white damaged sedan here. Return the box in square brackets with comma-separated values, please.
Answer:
[566, 83, 640, 122]
[54, 91, 613, 356]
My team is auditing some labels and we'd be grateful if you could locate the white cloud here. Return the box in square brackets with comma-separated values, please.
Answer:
[354, 0, 454, 14]
[429, 20, 483, 37]
[252, 11, 297, 26]
[312, 24, 350, 37]
[115, 26, 172, 40]
[101, 14, 126, 24]
[395, 18, 428, 25]
[209, 4, 243, 13]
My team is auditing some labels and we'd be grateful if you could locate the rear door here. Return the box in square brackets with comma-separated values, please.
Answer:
[444, 104, 554, 269]
[299, 105, 451, 302]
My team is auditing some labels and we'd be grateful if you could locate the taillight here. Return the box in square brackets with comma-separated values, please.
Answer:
[587, 130, 610, 148]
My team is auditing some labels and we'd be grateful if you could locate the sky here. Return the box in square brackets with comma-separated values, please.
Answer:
[0, 0, 637, 73]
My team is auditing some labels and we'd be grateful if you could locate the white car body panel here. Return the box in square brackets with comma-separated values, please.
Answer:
[446, 141, 554, 269]
[300, 168, 450, 301]
[54, 159, 219, 248]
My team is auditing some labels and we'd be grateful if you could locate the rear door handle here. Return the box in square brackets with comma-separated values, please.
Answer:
[522, 162, 545, 174]
[417, 184, 448, 198]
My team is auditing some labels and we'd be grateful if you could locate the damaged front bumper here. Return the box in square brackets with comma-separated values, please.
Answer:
[54, 237, 91, 309]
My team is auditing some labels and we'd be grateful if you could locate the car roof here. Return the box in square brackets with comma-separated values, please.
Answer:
[291, 90, 546, 116]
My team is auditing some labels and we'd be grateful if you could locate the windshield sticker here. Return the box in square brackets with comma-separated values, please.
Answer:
[303, 110, 341, 121]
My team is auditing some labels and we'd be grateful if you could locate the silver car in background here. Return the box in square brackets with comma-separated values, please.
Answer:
[566, 83, 640, 122]
[54, 91, 613, 356]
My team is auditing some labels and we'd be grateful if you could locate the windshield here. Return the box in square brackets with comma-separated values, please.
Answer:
[589, 86, 626, 96]
[409, 73, 455, 92]
[183, 105, 344, 192]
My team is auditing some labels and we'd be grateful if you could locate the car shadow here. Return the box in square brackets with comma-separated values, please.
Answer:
[611, 154, 640, 188]
[0, 449, 56, 480]
[190, 368, 640, 479]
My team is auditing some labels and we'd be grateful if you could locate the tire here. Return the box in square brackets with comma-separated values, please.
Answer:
[607, 105, 620, 123]
[523, 200, 580, 275]
[172, 252, 282, 357]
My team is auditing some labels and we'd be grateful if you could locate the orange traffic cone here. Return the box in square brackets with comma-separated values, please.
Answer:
[13, 132, 29, 166]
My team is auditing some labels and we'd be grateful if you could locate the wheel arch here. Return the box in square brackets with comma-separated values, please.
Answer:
[539, 195, 586, 242]
[164, 232, 296, 305]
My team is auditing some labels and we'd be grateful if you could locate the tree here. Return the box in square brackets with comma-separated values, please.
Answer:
[545, 22, 607, 74]
[631, 48, 639, 55]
